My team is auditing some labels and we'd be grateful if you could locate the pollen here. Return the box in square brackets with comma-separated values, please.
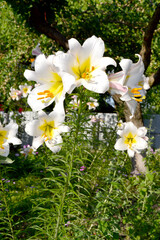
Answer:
[82, 73, 86, 78]
[131, 87, 146, 102]
[37, 97, 45, 100]
[131, 87, 142, 94]
[37, 90, 54, 101]
[37, 92, 45, 95]
[81, 66, 95, 80]
[133, 94, 141, 97]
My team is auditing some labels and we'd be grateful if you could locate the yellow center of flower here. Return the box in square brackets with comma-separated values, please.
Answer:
[131, 87, 146, 102]
[72, 57, 95, 81]
[37, 73, 63, 103]
[89, 102, 95, 108]
[0, 130, 7, 149]
[124, 132, 137, 148]
[23, 87, 29, 94]
[39, 120, 55, 141]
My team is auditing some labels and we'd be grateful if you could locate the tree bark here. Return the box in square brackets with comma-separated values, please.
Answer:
[140, 4, 160, 70]
[30, 5, 69, 51]
[148, 68, 160, 87]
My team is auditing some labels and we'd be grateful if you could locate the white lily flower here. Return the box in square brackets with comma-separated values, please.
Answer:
[54, 35, 116, 93]
[108, 54, 150, 117]
[24, 54, 75, 111]
[19, 83, 32, 98]
[114, 121, 148, 157]
[10, 87, 22, 101]
[25, 106, 69, 153]
[87, 97, 99, 110]
[0, 122, 22, 157]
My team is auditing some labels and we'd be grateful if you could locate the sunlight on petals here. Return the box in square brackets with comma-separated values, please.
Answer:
[114, 121, 148, 157]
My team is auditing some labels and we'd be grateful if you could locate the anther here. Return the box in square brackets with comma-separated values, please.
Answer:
[131, 87, 142, 94]
[37, 92, 45, 95]
[82, 73, 86, 78]
[92, 66, 95, 71]
[37, 97, 45, 100]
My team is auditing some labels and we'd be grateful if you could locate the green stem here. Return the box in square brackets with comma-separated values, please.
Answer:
[54, 88, 83, 239]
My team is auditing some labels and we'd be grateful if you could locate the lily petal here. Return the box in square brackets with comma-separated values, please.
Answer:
[27, 84, 55, 111]
[32, 136, 44, 149]
[82, 70, 109, 93]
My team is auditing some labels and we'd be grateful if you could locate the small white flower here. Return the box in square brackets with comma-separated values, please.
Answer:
[69, 95, 80, 109]
[89, 115, 99, 123]
[114, 121, 148, 157]
[0, 122, 22, 157]
[87, 97, 99, 110]
[117, 120, 125, 130]
[10, 87, 22, 101]
[19, 83, 32, 98]
[25, 105, 69, 153]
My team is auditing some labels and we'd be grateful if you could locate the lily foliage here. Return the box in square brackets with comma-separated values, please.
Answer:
[0, 35, 157, 240]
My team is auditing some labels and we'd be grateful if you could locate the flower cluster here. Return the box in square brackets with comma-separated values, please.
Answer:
[22, 36, 149, 156]
[4, 35, 149, 158]
[10, 84, 32, 100]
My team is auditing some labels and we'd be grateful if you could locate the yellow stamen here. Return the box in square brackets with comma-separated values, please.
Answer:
[37, 90, 54, 101]
[131, 87, 142, 94]
[37, 92, 45, 95]
[124, 132, 136, 148]
[39, 120, 55, 141]
[37, 97, 45, 100]
[133, 94, 141, 97]
[92, 66, 95, 71]
[82, 73, 86, 78]
[46, 93, 54, 98]
[131, 87, 146, 102]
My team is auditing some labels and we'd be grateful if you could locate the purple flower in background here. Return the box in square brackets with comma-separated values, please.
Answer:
[65, 221, 70, 227]
[80, 166, 86, 171]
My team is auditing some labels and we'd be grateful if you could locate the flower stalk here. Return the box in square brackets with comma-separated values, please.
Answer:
[54, 87, 83, 239]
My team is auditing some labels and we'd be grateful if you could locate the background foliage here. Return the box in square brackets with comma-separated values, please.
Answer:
[0, 1, 160, 239]
[0, 0, 160, 113]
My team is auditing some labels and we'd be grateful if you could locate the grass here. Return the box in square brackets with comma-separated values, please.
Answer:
[0, 121, 160, 239]
[0, 89, 160, 239]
